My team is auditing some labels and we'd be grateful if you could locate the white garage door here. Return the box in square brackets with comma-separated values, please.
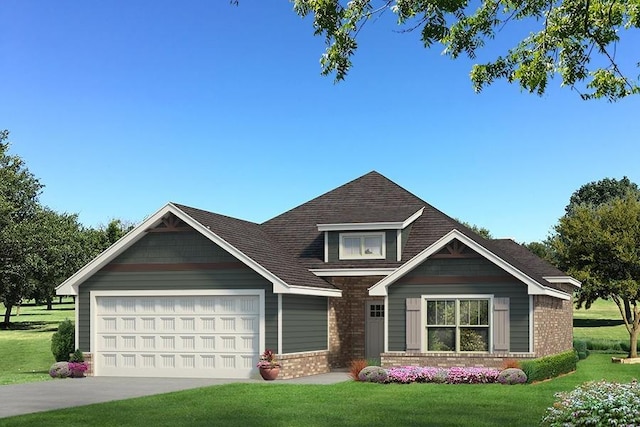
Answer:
[93, 291, 262, 378]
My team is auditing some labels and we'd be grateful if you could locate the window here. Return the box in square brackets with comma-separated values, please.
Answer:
[425, 298, 490, 352]
[339, 232, 385, 260]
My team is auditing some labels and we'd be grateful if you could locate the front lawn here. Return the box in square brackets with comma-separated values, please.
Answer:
[1, 354, 637, 427]
[0, 300, 75, 385]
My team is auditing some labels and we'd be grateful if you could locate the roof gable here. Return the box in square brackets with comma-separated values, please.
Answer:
[369, 230, 574, 300]
[56, 203, 340, 297]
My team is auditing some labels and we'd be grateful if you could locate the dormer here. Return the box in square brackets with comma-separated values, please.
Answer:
[317, 206, 424, 262]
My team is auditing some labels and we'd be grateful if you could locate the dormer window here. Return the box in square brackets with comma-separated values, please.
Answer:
[339, 232, 385, 260]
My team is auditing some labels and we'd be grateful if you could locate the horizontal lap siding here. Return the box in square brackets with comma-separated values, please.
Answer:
[111, 231, 238, 264]
[282, 295, 328, 353]
[388, 258, 530, 352]
[78, 231, 277, 351]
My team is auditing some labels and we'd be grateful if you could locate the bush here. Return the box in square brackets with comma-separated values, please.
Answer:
[49, 362, 71, 378]
[358, 366, 388, 383]
[497, 368, 527, 385]
[500, 359, 521, 370]
[385, 366, 499, 384]
[51, 319, 75, 362]
[541, 380, 640, 426]
[349, 359, 369, 381]
[573, 340, 589, 360]
[69, 349, 84, 363]
[520, 350, 577, 383]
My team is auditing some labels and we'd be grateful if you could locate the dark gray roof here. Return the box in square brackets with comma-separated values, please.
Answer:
[172, 203, 335, 290]
[173, 171, 572, 294]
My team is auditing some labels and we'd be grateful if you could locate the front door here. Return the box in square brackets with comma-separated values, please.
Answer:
[365, 301, 384, 361]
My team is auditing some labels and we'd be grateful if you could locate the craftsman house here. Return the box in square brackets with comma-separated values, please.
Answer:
[56, 171, 579, 379]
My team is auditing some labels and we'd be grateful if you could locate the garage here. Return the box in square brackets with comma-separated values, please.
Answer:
[91, 290, 264, 378]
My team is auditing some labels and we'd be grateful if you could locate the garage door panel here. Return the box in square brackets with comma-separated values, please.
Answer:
[95, 294, 261, 378]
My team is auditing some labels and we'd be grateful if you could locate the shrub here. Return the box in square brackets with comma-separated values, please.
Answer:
[573, 340, 589, 360]
[500, 359, 521, 370]
[385, 366, 499, 384]
[68, 361, 89, 377]
[357, 366, 388, 383]
[520, 350, 577, 383]
[69, 349, 84, 363]
[497, 368, 527, 385]
[49, 362, 71, 378]
[349, 359, 369, 381]
[541, 380, 640, 426]
[51, 319, 75, 362]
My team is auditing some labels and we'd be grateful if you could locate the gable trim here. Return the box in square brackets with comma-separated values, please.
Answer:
[56, 203, 342, 298]
[543, 276, 582, 288]
[310, 268, 396, 277]
[368, 229, 572, 300]
[317, 207, 424, 231]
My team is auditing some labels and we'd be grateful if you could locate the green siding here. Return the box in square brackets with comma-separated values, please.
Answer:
[282, 295, 328, 353]
[327, 230, 397, 262]
[79, 269, 277, 351]
[112, 231, 237, 264]
[388, 258, 530, 352]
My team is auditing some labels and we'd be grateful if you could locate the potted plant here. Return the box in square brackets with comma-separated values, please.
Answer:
[257, 349, 281, 380]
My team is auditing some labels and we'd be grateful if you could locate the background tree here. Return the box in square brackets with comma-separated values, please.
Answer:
[0, 131, 43, 326]
[456, 219, 492, 239]
[29, 208, 91, 310]
[554, 194, 640, 358]
[289, 0, 640, 101]
[565, 176, 640, 216]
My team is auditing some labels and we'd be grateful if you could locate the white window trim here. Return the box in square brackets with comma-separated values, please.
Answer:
[421, 294, 494, 353]
[339, 232, 386, 260]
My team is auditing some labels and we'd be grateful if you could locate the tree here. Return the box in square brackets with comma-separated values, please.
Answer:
[29, 208, 91, 310]
[456, 219, 492, 239]
[289, 0, 640, 101]
[554, 194, 640, 358]
[0, 131, 43, 326]
[565, 176, 640, 216]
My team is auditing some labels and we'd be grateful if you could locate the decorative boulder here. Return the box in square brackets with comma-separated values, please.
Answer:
[497, 368, 528, 385]
[357, 366, 388, 383]
[49, 362, 71, 378]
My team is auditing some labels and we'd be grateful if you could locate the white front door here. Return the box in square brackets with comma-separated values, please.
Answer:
[92, 290, 263, 378]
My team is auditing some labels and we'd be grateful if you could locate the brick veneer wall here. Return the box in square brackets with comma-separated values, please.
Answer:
[381, 352, 535, 369]
[83, 352, 94, 376]
[277, 351, 330, 379]
[533, 293, 574, 357]
[325, 276, 385, 368]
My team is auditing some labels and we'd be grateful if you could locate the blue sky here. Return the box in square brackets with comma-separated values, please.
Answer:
[1, 1, 638, 243]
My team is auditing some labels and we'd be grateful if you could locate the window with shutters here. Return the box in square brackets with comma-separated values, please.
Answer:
[425, 297, 490, 352]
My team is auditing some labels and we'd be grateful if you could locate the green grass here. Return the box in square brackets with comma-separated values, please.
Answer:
[0, 300, 75, 385]
[1, 354, 637, 427]
[573, 299, 629, 343]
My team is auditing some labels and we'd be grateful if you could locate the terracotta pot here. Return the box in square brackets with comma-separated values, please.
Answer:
[259, 366, 280, 380]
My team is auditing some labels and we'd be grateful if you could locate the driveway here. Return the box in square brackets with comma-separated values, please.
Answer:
[0, 372, 349, 419]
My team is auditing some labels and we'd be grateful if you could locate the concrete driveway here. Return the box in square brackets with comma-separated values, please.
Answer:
[0, 372, 349, 419]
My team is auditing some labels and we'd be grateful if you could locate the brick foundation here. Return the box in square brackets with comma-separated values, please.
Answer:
[381, 352, 535, 369]
[83, 352, 94, 376]
[277, 351, 330, 379]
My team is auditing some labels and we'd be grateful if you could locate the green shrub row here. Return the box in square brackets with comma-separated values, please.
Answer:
[520, 350, 577, 383]
[573, 338, 637, 354]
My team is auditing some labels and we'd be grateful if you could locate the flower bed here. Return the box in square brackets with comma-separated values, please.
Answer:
[385, 366, 500, 384]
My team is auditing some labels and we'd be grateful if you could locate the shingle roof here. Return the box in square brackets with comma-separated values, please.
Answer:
[172, 203, 335, 290]
[173, 171, 571, 294]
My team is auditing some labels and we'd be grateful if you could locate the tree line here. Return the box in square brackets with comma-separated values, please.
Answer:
[0, 130, 132, 327]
